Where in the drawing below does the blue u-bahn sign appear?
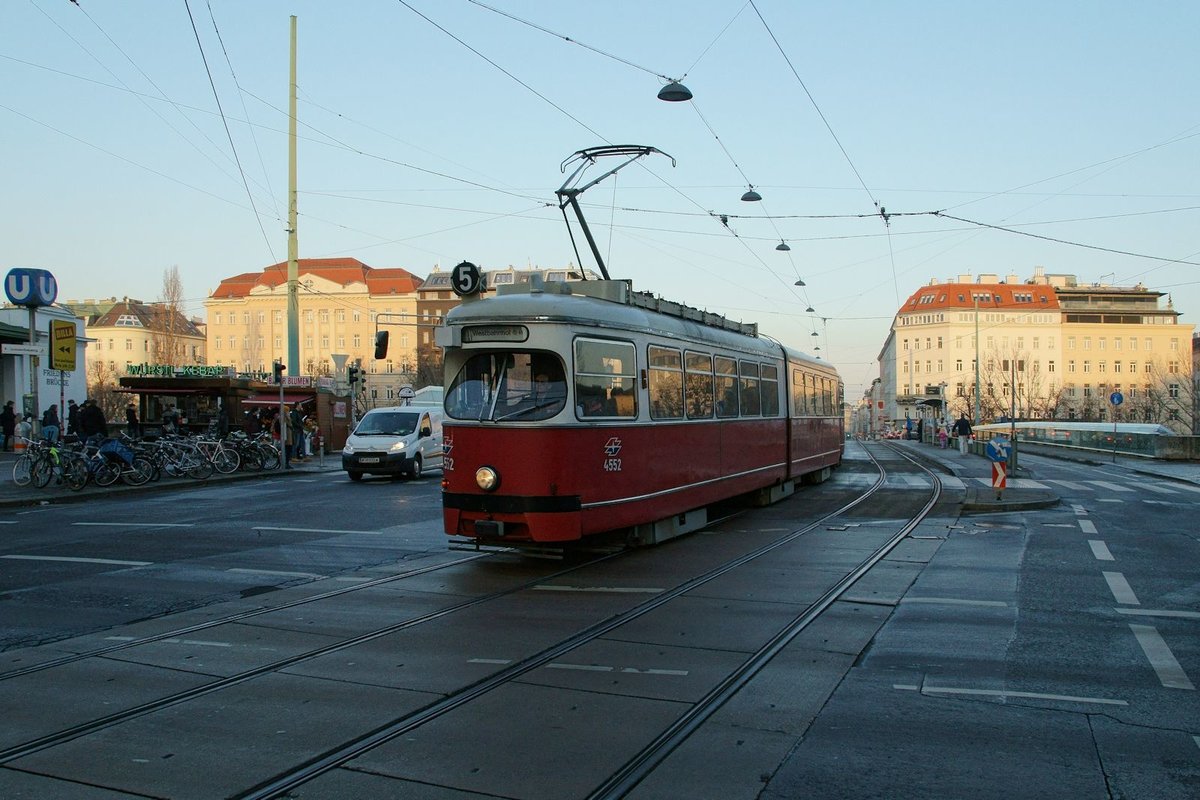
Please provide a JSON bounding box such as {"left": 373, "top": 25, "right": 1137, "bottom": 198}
{"left": 5, "top": 268, "right": 58, "bottom": 307}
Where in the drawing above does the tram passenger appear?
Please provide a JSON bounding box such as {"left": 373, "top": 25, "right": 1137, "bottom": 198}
{"left": 578, "top": 390, "right": 608, "bottom": 417}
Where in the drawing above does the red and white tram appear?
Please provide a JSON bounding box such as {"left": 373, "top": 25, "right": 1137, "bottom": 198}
{"left": 436, "top": 276, "right": 844, "bottom": 548}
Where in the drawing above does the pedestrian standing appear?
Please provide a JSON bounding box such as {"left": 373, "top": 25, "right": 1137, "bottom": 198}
{"left": 0, "top": 400, "right": 16, "bottom": 450}
{"left": 41, "top": 405, "right": 61, "bottom": 444}
{"left": 289, "top": 405, "right": 306, "bottom": 460}
{"left": 67, "top": 399, "right": 80, "bottom": 438}
{"left": 1, "top": 401, "right": 16, "bottom": 451}
{"left": 125, "top": 403, "right": 140, "bottom": 438}
{"left": 80, "top": 399, "right": 108, "bottom": 445}
{"left": 952, "top": 413, "right": 973, "bottom": 455}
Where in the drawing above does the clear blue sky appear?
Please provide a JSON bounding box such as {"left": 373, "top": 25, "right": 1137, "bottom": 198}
{"left": 4, "top": 1, "right": 1198, "bottom": 399}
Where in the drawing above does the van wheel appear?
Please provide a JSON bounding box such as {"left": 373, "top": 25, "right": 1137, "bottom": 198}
{"left": 347, "top": 471, "right": 363, "bottom": 482}
{"left": 408, "top": 455, "right": 422, "bottom": 480}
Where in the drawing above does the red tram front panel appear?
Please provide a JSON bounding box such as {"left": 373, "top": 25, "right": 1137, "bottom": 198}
{"left": 443, "top": 419, "right": 788, "bottom": 543}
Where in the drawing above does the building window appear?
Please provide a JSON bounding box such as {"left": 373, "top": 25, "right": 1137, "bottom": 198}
{"left": 352, "top": 334, "right": 361, "bottom": 348}
{"left": 274, "top": 311, "right": 282, "bottom": 324}
{"left": 336, "top": 310, "right": 345, "bottom": 323}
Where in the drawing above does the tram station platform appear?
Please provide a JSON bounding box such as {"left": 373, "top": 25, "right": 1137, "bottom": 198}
{"left": 885, "top": 436, "right": 1200, "bottom": 514}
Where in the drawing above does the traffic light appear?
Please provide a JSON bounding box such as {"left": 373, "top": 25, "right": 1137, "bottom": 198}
{"left": 347, "top": 365, "right": 358, "bottom": 384}
{"left": 374, "top": 330, "right": 389, "bottom": 359}
{"left": 273, "top": 362, "right": 284, "bottom": 382}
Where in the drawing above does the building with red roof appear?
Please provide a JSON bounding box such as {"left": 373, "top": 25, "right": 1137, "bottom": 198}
{"left": 204, "top": 258, "right": 423, "bottom": 390}
{"left": 862, "top": 267, "right": 1193, "bottom": 436}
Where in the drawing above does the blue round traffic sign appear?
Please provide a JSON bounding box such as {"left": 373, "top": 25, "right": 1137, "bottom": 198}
{"left": 5, "top": 268, "right": 58, "bottom": 307}
{"left": 1109, "top": 391, "right": 1124, "bottom": 406}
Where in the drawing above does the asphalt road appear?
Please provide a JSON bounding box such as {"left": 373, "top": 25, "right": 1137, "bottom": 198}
{"left": 1, "top": 445, "right": 1197, "bottom": 798}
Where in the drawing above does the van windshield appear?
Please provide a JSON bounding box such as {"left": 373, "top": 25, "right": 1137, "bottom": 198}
{"left": 445, "top": 351, "right": 567, "bottom": 422}
{"left": 354, "top": 411, "right": 418, "bottom": 436}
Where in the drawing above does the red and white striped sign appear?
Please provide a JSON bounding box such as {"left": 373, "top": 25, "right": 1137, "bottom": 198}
{"left": 991, "top": 462, "right": 1007, "bottom": 490}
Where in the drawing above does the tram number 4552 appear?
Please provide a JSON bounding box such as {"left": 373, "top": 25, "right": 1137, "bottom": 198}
{"left": 603, "top": 458, "right": 622, "bottom": 472}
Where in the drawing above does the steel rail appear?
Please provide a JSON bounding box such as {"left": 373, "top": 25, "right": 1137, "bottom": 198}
{"left": 589, "top": 442, "right": 942, "bottom": 798}
{"left": 233, "top": 460, "right": 892, "bottom": 800}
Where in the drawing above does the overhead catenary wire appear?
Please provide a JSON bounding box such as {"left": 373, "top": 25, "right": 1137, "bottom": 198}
{"left": 181, "top": 0, "right": 275, "bottom": 264}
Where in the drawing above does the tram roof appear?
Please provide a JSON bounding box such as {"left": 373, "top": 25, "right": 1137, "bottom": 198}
{"left": 444, "top": 279, "right": 832, "bottom": 373}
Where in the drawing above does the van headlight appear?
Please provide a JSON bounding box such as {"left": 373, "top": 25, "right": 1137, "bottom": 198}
{"left": 475, "top": 466, "right": 499, "bottom": 492}
{"left": 342, "top": 443, "right": 355, "bottom": 455}
{"left": 389, "top": 441, "right": 407, "bottom": 453}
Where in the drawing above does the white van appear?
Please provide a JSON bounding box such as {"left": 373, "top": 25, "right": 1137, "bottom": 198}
{"left": 341, "top": 406, "right": 443, "bottom": 481}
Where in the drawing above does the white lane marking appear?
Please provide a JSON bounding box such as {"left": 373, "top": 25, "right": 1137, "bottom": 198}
{"left": 1089, "top": 481, "right": 1133, "bottom": 493}
{"left": 1078, "top": 519, "right": 1098, "bottom": 534}
{"left": 1194, "top": 736, "right": 1200, "bottom": 752}
{"left": 73, "top": 522, "right": 194, "bottom": 528}
{"left": 546, "top": 662, "right": 689, "bottom": 676}
{"left": 226, "top": 568, "right": 324, "bottom": 579}
{"left": 1129, "top": 624, "right": 1195, "bottom": 690}
{"left": 1098, "top": 499, "right": 1123, "bottom": 503}
{"left": 1144, "top": 500, "right": 1174, "bottom": 506}
{"left": 0, "top": 521, "right": 17, "bottom": 525}
{"left": 893, "top": 684, "right": 1127, "bottom": 706}
{"left": 533, "top": 585, "right": 664, "bottom": 593}
{"left": 1053, "top": 482, "right": 1093, "bottom": 492}
{"left": 1103, "top": 572, "right": 1140, "bottom": 605}
{"left": 468, "top": 658, "right": 512, "bottom": 665}
{"left": 939, "top": 475, "right": 965, "bottom": 489}
{"left": 252, "top": 526, "right": 381, "bottom": 535}
{"left": 1088, "top": 540, "right": 1114, "bottom": 561}
{"left": 1116, "top": 608, "right": 1200, "bottom": 620}
{"left": 1070, "top": 503, "right": 1088, "bottom": 515}
{"left": 1127, "top": 482, "right": 1178, "bottom": 495}
{"left": 161, "top": 639, "right": 232, "bottom": 648}
{"left": 0, "top": 555, "right": 152, "bottom": 566}
{"left": 901, "top": 597, "right": 1007, "bottom": 607}
{"left": 1171, "top": 483, "right": 1200, "bottom": 494}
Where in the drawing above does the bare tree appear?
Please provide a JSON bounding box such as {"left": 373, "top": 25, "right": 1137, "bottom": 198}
{"left": 87, "top": 360, "right": 123, "bottom": 426}
{"left": 150, "top": 265, "right": 186, "bottom": 365}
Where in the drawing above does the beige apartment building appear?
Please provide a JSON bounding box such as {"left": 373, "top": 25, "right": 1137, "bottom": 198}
{"left": 66, "top": 297, "right": 207, "bottom": 380}
{"left": 868, "top": 268, "right": 1194, "bottom": 435}
{"left": 204, "top": 258, "right": 423, "bottom": 388}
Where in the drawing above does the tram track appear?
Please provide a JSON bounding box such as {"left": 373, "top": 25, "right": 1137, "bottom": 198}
{"left": 236, "top": 445, "right": 937, "bottom": 799}
{"left": 0, "top": 443, "right": 941, "bottom": 799}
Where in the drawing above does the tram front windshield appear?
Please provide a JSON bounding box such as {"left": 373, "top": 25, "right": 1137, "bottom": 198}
{"left": 446, "top": 351, "right": 567, "bottom": 422}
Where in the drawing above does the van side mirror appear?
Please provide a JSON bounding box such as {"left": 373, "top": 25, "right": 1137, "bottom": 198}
{"left": 420, "top": 426, "right": 432, "bottom": 438}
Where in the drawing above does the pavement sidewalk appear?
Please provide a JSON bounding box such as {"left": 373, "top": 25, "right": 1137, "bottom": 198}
{"left": 887, "top": 438, "right": 1061, "bottom": 513}
{"left": 0, "top": 449, "right": 343, "bottom": 510}
{"left": 887, "top": 436, "right": 1200, "bottom": 513}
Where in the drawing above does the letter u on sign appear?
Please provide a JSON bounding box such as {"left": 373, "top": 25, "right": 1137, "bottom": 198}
{"left": 5, "top": 268, "right": 58, "bottom": 307}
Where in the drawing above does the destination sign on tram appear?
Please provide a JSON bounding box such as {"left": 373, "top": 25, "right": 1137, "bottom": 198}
{"left": 463, "top": 325, "right": 529, "bottom": 343}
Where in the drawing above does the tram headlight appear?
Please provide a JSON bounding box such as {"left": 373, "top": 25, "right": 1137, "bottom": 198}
{"left": 475, "top": 466, "right": 500, "bottom": 492}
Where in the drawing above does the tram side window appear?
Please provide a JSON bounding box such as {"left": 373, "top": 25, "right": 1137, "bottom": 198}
{"left": 739, "top": 361, "right": 761, "bottom": 416}
{"left": 574, "top": 338, "right": 637, "bottom": 418}
{"left": 715, "top": 356, "right": 739, "bottom": 418}
{"left": 792, "top": 368, "right": 806, "bottom": 416}
{"left": 761, "top": 364, "right": 779, "bottom": 417}
{"left": 685, "top": 351, "right": 714, "bottom": 419}
{"left": 648, "top": 346, "right": 684, "bottom": 419}
{"left": 811, "top": 374, "right": 822, "bottom": 415}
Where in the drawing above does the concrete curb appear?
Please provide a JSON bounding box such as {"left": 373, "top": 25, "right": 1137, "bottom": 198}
{"left": 0, "top": 460, "right": 342, "bottom": 510}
